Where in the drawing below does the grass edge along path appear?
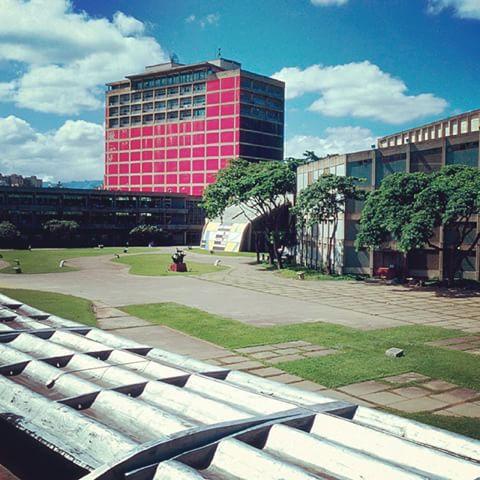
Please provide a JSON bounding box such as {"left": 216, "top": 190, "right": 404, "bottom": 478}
{"left": 114, "top": 253, "right": 227, "bottom": 276}
{"left": 190, "top": 247, "right": 256, "bottom": 258}
{"left": 121, "top": 302, "right": 480, "bottom": 391}
{"left": 122, "top": 301, "right": 480, "bottom": 439}
{"left": 0, "top": 287, "right": 97, "bottom": 326}
{"left": 0, "top": 247, "right": 155, "bottom": 274}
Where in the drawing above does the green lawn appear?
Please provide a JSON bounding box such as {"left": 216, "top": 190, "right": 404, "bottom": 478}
{"left": 114, "top": 253, "right": 228, "bottom": 276}
{"left": 191, "top": 247, "right": 256, "bottom": 258}
{"left": 0, "top": 247, "right": 154, "bottom": 274}
{"left": 122, "top": 301, "right": 480, "bottom": 439}
{"left": 0, "top": 287, "right": 96, "bottom": 326}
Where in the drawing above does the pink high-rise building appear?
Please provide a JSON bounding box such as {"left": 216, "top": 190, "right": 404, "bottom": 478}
{"left": 104, "top": 58, "right": 285, "bottom": 196}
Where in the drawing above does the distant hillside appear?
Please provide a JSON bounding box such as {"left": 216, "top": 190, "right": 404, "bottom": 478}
{"left": 45, "top": 180, "right": 103, "bottom": 190}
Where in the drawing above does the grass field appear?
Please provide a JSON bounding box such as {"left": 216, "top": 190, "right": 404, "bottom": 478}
{"left": 115, "top": 253, "right": 227, "bottom": 276}
{"left": 122, "top": 301, "right": 480, "bottom": 438}
{"left": 191, "top": 248, "right": 256, "bottom": 258}
{"left": 0, "top": 287, "right": 96, "bottom": 326}
{"left": 0, "top": 247, "right": 154, "bottom": 274}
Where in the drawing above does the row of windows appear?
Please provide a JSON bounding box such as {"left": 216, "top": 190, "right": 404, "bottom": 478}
{"left": 240, "top": 92, "right": 283, "bottom": 111}
{"left": 380, "top": 116, "right": 480, "bottom": 147}
{"left": 240, "top": 77, "right": 283, "bottom": 99}
{"left": 108, "top": 109, "right": 206, "bottom": 128}
{"left": 239, "top": 130, "right": 283, "bottom": 148}
{"left": 108, "top": 84, "right": 206, "bottom": 105}
{"left": 109, "top": 96, "right": 206, "bottom": 117}
{"left": 240, "top": 104, "right": 283, "bottom": 123}
{"left": 240, "top": 144, "right": 283, "bottom": 160}
{"left": 131, "top": 69, "right": 213, "bottom": 90}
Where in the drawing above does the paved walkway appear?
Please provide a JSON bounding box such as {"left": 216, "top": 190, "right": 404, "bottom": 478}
{"left": 0, "top": 251, "right": 405, "bottom": 329}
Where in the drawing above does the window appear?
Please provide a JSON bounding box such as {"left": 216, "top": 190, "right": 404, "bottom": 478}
{"left": 109, "top": 118, "right": 119, "bottom": 128}
{"left": 143, "top": 114, "right": 153, "bottom": 124}
{"left": 167, "top": 99, "right": 179, "bottom": 109}
{"left": 167, "top": 111, "right": 178, "bottom": 120}
{"left": 143, "top": 102, "right": 153, "bottom": 112}
{"left": 143, "top": 90, "right": 153, "bottom": 100}
{"left": 180, "top": 85, "right": 192, "bottom": 95}
{"left": 346, "top": 159, "right": 372, "bottom": 186}
{"left": 471, "top": 117, "right": 480, "bottom": 131}
{"left": 193, "top": 83, "right": 205, "bottom": 92}
{"left": 446, "top": 142, "right": 478, "bottom": 167}
{"left": 167, "top": 87, "right": 178, "bottom": 95}
{"left": 119, "top": 106, "right": 130, "bottom": 115}
{"left": 180, "top": 110, "right": 192, "bottom": 119}
{"left": 461, "top": 119, "right": 468, "bottom": 134}
{"left": 193, "top": 108, "right": 205, "bottom": 117}
{"left": 132, "top": 93, "right": 142, "bottom": 102}
{"left": 155, "top": 89, "right": 166, "bottom": 98}
{"left": 120, "top": 94, "right": 130, "bottom": 104}
{"left": 109, "top": 107, "right": 118, "bottom": 116}
{"left": 108, "top": 96, "right": 119, "bottom": 105}
{"left": 410, "top": 147, "right": 442, "bottom": 173}
{"left": 131, "top": 115, "right": 141, "bottom": 125}
{"left": 120, "top": 117, "right": 130, "bottom": 127}
{"left": 154, "top": 112, "right": 165, "bottom": 122}
{"left": 180, "top": 98, "right": 192, "bottom": 108}
{"left": 375, "top": 153, "right": 406, "bottom": 186}
{"left": 193, "top": 95, "right": 205, "bottom": 106}
{"left": 131, "top": 104, "right": 141, "bottom": 113}
{"left": 155, "top": 101, "right": 166, "bottom": 110}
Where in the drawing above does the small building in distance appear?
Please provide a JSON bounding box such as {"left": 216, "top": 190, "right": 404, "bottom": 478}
{"left": 104, "top": 57, "right": 285, "bottom": 196}
{"left": 0, "top": 186, "right": 204, "bottom": 247}
{"left": 297, "top": 109, "right": 480, "bottom": 280}
{"left": 0, "top": 173, "right": 42, "bottom": 188}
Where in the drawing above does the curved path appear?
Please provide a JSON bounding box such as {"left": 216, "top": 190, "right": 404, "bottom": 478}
{"left": 0, "top": 249, "right": 402, "bottom": 329}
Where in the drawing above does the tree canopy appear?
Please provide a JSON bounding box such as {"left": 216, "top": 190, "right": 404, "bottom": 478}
{"left": 201, "top": 158, "right": 297, "bottom": 267}
{"left": 129, "top": 225, "right": 164, "bottom": 245}
{"left": 294, "top": 174, "right": 364, "bottom": 274}
{"left": 43, "top": 219, "right": 79, "bottom": 235}
{"left": 0, "top": 221, "right": 20, "bottom": 247}
{"left": 356, "top": 165, "right": 480, "bottom": 284}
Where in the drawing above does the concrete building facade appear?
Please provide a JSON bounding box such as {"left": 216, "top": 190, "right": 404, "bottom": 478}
{"left": 297, "top": 110, "right": 480, "bottom": 280}
{"left": 104, "top": 58, "right": 284, "bottom": 196}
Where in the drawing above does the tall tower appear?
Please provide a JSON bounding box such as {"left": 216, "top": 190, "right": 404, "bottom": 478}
{"left": 104, "top": 58, "right": 284, "bottom": 196}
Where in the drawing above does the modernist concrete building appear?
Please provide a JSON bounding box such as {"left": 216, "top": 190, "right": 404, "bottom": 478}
{"left": 0, "top": 186, "right": 204, "bottom": 246}
{"left": 104, "top": 58, "right": 284, "bottom": 196}
{"left": 297, "top": 110, "right": 480, "bottom": 280}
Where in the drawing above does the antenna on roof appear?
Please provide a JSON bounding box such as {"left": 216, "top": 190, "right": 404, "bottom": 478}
{"left": 170, "top": 52, "right": 179, "bottom": 64}
{"left": 217, "top": 47, "right": 222, "bottom": 58}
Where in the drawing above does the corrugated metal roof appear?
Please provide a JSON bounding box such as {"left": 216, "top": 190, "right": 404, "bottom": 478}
{"left": 0, "top": 293, "right": 478, "bottom": 480}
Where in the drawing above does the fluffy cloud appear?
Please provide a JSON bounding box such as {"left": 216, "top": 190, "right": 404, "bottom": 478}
{"left": 0, "top": 115, "right": 104, "bottom": 181}
{"left": 185, "top": 12, "right": 220, "bottom": 28}
{"left": 274, "top": 61, "right": 447, "bottom": 124}
{"left": 428, "top": 0, "right": 480, "bottom": 19}
{"left": 310, "top": 0, "right": 348, "bottom": 6}
{"left": 0, "top": 0, "right": 168, "bottom": 114}
{"left": 285, "top": 126, "right": 376, "bottom": 158}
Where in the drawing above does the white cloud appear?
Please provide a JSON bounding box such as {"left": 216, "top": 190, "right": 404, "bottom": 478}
{"left": 0, "top": 0, "right": 168, "bottom": 114}
{"left": 285, "top": 126, "right": 376, "bottom": 158}
{"left": 185, "top": 12, "right": 220, "bottom": 28}
{"left": 428, "top": 0, "right": 480, "bottom": 19}
{"left": 274, "top": 61, "right": 447, "bottom": 124}
{"left": 0, "top": 115, "right": 104, "bottom": 181}
{"left": 311, "top": 0, "right": 348, "bottom": 6}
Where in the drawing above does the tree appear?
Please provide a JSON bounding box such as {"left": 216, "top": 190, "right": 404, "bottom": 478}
{"left": 294, "top": 174, "right": 364, "bottom": 275}
{"left": 201, "top": 158, "right": 297, "bottom": 268}
{"left": 0, "top": 221, "right": 20, "bottom": 248}
{"left": 356, "top": 165, "right": 480, "bottom": 285}
{"left": 42, "top": 219, "right": 79, "bottom": 246}
{"left": 129, "top": 225, "right": 163, "bottom": 245}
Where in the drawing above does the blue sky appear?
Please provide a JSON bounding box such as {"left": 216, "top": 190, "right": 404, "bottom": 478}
{"left": 0, "top": 0, "right": 479, "bottom": 180}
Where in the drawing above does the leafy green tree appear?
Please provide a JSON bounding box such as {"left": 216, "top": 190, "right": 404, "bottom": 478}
{"left": 42, "top": 219, "right": 79, "bottom": 246}
{"left": 129, "top": 225, "right": 163, "bottom": 245}
{"left": 294, "top": 174, "right": 364, "bottom": 275}
{"left": 201, "top": 158, "right": 296, "bottom": 268}
{"left": 356, "top": 165, "right": 480, "bottom": 285}
{"left": 0, "top": 221, "right": 20, "bottom": 248}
